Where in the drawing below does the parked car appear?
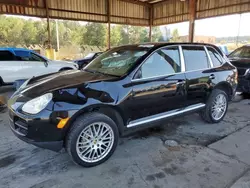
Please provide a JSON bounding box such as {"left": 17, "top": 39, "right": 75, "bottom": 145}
{"left": 228, "top": 45, "right": 250, "bottom": 94}
{"left": 74, "top": 52, "right": 102, "bottom": 69}
{"left": 0, "top": 48, "right": 78, "bottom": 86}
{"left": 8, "top": 43, "right": 237, "bottom": 167}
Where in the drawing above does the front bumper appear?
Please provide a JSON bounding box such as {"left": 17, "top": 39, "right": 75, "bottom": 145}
{"left": 7, "top": 92, "right": 76, "bottom": 152}
{"left": 9, "top": 108, "right": 65, "bottom": 152}
{"left": 10, "top": 121, "right": 63, "bottom": 152}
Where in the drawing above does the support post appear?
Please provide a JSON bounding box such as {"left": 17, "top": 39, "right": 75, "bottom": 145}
{"left": 149, "top": 6, "right": 153, "bottom": 42}
{"left": 188, "top": 0, "right": 196, "bottom": 43}
{"left": 107, "top": 0, "right": 111, "bottom": 49}
{"left": 45, "top": 0, "right": 51, "bottom": 47}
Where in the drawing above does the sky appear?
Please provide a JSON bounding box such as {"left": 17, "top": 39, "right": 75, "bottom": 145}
{"left": 163, "top": 13, "right": 250, "bottom": 37}
{"left": 6, "top": 13, "right": 250, "bottom": 38}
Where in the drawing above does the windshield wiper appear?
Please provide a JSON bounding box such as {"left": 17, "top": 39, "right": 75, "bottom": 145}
{"left": 84, "top": 69, "right": 120, "bottom": 77}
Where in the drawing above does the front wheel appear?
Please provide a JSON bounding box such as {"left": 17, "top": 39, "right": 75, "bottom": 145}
{"left": 66, "top": 112, "right": 119, "bottom": 167}
{"left": 200, "top": 89, "right": 228, "bottom": 123}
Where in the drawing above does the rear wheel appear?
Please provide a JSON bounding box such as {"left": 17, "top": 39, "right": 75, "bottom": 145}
{"left": 200, "top": 89, "right": 228, "bottom": 123}
{"left": 66, "top": 112, "right": 119, "bottom": 167}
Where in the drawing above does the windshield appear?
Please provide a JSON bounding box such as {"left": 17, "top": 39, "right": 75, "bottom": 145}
{"left": 229, "top": 47, "right": 250, "bottom": 59}
{"left": 84, "top": 46, "right": 149, "bottom": 76}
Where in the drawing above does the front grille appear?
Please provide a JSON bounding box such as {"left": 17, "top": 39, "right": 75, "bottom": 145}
{"left": 9, "top": 115, "right": 28, "bottom": 136}
{"left": 238, "top": 68, "right": 246, "bottom": 76}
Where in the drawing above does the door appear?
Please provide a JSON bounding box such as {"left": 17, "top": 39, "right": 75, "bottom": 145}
{"left": 182, "top": 45, "right": 214, "bottom": 105}
{"left": 125, "top": 46, "right": 186, "bottom": 121}
{"left": 0, "top": 50, "right": 23, "bottom": 83}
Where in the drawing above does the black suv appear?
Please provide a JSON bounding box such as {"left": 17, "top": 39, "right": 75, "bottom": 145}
{"left": 8, "top": 43, "right": 237, "bottom": 167}
{"left": 228, "top": 45, "right": 250, "bottom": 94}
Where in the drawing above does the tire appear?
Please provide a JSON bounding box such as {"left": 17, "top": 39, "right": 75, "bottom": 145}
{"left": 66, "top": 112, "right": 119, "bottom": 167}
{"left": 200, "top": 89, "right": 228, "bottom": 123}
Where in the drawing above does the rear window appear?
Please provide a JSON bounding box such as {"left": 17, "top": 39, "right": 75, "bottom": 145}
{"left": 207, "top": 47, "right": 223, "bottom": 67}
{"left": 182, "top": 46, "right": 210, "bottom": 71}
{"left": 0, "top": 51, "right": 15, "bottom": 61}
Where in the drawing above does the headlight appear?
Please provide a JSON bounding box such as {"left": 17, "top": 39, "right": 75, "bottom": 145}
{"left": 22, "top": 93, "right": 53, "bottom": 114}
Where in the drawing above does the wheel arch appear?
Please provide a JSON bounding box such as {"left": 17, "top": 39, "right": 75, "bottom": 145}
{"left": 214, "top": 81, "right": 233, "bottom": 100}
{"left": 65, "top": 104, "right": 126, "bottom": 137}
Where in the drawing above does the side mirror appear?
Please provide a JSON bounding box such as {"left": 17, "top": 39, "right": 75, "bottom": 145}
{"left": 44, "top": 60, "right": 49, "bottom": 67}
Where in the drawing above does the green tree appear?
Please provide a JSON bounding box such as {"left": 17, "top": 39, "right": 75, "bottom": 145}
{"left": 34, "top": 20, "right": 48, "bottom": 45}
{"left": 110, "top": 25, "right": 121, "bottom": 47}
{"left": 170, "top": 28, "right": 181, "bottom": 42}
{"left": 119, "top": 25, "right": 129, "bottom": 45}
{"left": 152, "top": 27, "right": 163, "bottom": 42}
{"left": 22, "top": 20, "right": 37, "bottom": 45}
{"left": 0, "top": 16, "right": 25, "bottom": 46}
{"left": 82, "top": 23, "right": 107, "bottom": 47}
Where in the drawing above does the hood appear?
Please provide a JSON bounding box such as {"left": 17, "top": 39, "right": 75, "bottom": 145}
{"left": 229, "top": 58, "right": 250, "bottom": 68}
{"left": 20, "top": 70, "right": 118, "bottom": 98}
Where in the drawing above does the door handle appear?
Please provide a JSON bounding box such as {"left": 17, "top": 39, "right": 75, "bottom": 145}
{"left": 209, "top": 74, "right": 215, "bottom": 79}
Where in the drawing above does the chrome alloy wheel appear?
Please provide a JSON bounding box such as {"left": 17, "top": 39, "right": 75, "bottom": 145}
{"left": 76, "top": 122, "right": 114, "bottom": 163}
{"left": 211, "top": 94, "right": 227, "bottom": 120}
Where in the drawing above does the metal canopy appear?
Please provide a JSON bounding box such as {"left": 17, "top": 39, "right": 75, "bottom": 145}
{"left": 0, "top": 0, "right": 249, "bottom": 45}
{"left": 1, "top": 0, "right": 249, "bottom": 26}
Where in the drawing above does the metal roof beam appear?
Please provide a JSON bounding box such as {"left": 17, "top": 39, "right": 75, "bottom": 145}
{"left": 119, "top": 0, "right": 151, "bottom": 7}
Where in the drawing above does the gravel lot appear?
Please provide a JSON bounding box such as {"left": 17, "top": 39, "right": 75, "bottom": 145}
{"left": 0, "top": 86, "right": 250, "bottom": 188}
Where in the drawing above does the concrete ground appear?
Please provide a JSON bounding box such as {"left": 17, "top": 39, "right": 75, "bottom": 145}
{"left": 0, "top": 86, "right": 250, "bottom": 188}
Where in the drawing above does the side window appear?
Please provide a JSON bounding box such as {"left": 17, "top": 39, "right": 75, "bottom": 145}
{"left": 136, "top": 47, "right": 181, "bottom": 79}
{"left": 182, "top": 46, "right": 210, "bottom": 71}
{"left": 29, "top": 53, "right": 45, "bottom": 62}
{"left": 229, "top": 47, "right": 243, "bottom": 58}
{"left": 15, "top": 50, "right": 30, "bottom": 61}
{"left": 207, "top": 47, "right": 223, "bottom": 67}
{"left": 0, "top": 51, "right": 15, "bottom": 61}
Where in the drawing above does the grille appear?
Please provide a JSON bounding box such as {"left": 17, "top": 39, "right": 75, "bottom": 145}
{"left": 9, "top": 116, "right": 28, "bottom": 136}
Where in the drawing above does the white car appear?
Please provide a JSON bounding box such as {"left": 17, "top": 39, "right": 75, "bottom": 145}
{"left": 0, "top": 48, "right": 78, "bottom": 86}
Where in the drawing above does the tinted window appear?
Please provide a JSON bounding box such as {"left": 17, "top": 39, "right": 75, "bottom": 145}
{"left": 15, "top": 50, "right": 30, "bottom": 61}
{"left": 182, "top": 46, "right": 210, "bottom": 71}
{"left": 14, "top": 51, "right": 45, "bottom": 62}
{"left": 229, "top": 47, "right": 250, "bottom": 59}
{"left": 138, "top": 47, "right": 181, "bottom": 79}
{"left": 207, "top": 47, "right": 223, "bottom": 67}
{"left": 29, "top": 53, "right": 45, "bottom": 62}
{"left": 0, "top": 51, "right": 15, "bottom": 61}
